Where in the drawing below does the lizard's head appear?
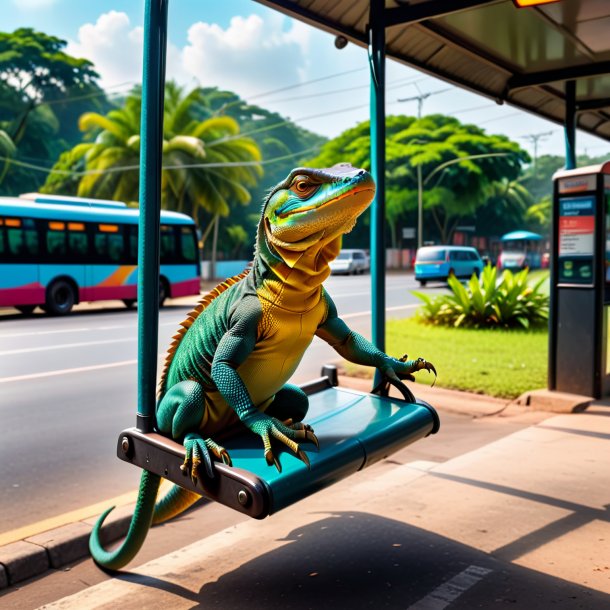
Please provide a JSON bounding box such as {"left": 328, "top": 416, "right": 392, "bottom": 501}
{"left": 258, "top": 163, "right": 375, "bottom": 268}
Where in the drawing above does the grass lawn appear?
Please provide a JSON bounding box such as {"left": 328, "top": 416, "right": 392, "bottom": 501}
{"left": 345, "top": 318, "right": 548, "bottom": 399}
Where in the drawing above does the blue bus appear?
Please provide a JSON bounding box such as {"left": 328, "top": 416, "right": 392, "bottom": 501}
{"left": 0, "top": 194, "right": 201, "bottom": 315}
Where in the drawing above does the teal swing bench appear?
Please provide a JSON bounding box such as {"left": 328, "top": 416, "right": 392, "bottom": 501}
{"left": 119, "top": 0, "right": 439, "bottom": 522}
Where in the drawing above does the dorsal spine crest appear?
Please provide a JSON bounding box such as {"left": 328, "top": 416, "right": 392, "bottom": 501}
{"left": 157, "top": 269, "right": 251, "bottom": 397}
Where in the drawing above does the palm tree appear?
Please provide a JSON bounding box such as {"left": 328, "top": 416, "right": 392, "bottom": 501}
{"left": 43, "top": 82, "right": 262, "bottom": 220}
{"left": 43, "top": 84, "right": 262, "bottom": 269}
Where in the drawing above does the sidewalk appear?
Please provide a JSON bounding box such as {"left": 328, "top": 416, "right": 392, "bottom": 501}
{"left": 10, "top": 387, "right": 609, "bottom": 608}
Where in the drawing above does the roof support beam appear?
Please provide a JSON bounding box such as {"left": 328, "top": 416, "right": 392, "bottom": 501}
{"left": 576, "top": 98, "right": 610, "bottom": 112}
{"left": 508, "top": 61, "right": 610, "bottom": 90}
{"left": 385, "top": 0, "right": 498, "bottom": 28}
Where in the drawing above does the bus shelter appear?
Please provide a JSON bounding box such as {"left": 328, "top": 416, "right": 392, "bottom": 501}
{"left": 255, "top": 0, "right": 610, "bottom": 401}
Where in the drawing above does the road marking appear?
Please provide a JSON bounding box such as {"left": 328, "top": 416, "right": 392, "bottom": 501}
{"left": 0, "top": 490, "right": 138, "bottom": 546}
{"left": 0, "top": 327, "right": 93, "bottom": 338}
{"left": 341, "top": 303, "right": 418, "bottom": 319}
{"left": 0, "top": 337, "right": 133, "bottom": 356}
{"left": 0, "top": 359, "right": 137, "bottom": 383}
{"left": 0, "top": 354, "right": 168, "bottom": 384}
{"left": 0, "top": 324, "right": 131, "bottom": 338}
{"left": 407, "top": 565, "right": 493, "bottom": 610}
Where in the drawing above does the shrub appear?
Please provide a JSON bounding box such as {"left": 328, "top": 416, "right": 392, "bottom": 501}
{"left": 413, "top": 265, "right": 549, "bottom": 329}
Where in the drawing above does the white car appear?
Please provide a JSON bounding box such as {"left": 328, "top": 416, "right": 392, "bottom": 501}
{"left": 329, "top": 249, "right": 370, "bottom": 275}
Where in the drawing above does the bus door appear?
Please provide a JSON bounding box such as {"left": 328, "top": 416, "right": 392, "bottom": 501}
{"left": 0, "top": 217, "right": 41, "bottom": 306}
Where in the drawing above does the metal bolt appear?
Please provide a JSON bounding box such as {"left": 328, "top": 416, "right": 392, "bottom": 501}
{"left": 121, "top": 436, "right": 130, "bottom": 454}
{"left": 237, "top": 489, "right": 250, "bottom": 506}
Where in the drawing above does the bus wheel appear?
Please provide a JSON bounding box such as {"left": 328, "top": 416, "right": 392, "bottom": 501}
{"left": 159, "top": 279, "right": 168, "bottom": 308}
{"left": 123, "top": 299, "right": 136, "bottom": 309}
{"left": 45, "top": 280, "right": 75, "bottom": 316}
{"left": 16, "top": 305, "right": 36, "bottom": 315}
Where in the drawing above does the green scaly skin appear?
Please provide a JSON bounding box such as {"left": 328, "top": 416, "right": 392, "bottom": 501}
{"left": 89, "top": 164, "right": 436, "bottom": 570}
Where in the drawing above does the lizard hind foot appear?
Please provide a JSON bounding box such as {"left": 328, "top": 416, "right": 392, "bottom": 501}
{"left": 181, "top": 433, "right": 232, "bottom": 484}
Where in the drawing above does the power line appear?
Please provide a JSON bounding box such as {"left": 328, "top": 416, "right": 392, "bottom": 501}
{"left": 0, "top": 144, "right": 321, "bottom": 178}
{"left": 520, "top": 130, "right": 554, "bottom": 173}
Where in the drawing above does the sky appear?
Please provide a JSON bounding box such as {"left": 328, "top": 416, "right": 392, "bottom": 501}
{"left": 6, "top": 0, "right": 610, "bottom": 162}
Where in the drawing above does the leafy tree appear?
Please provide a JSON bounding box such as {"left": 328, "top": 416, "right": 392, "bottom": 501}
{"left": 191, "top": 88, "right": 327, "bottom": 257}
{"left": 42, "top": 83, "right": 263, "bottom": 267}
{"left": 0, "top": 28, "right": 108, "bottom": 194}
{"left": 0, "top": 28, "right": 101, "bottom": 144}
{"left": 306, "top": 114, "right": 529, "bottom": 245}
{"left": 525, "top": 195, "right": 552, "bottom": 234}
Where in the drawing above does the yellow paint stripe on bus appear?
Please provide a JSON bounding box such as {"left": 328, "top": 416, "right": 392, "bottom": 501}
{"left": 98, "top": 265, "right": 137, "bottom": 287}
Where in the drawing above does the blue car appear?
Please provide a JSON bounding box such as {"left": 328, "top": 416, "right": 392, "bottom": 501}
{"left": 414, "top": 246, "right": 484, "bottom": 286}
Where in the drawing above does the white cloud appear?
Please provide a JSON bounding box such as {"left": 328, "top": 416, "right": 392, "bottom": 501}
{"left": 66, "top": 11, "right": 186, "bottom": 92}
{"left": 180, "top": 14, "right": 310, "bottom": 99}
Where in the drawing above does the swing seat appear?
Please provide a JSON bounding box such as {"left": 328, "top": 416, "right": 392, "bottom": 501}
{"left": 116, "top": 368, "right": 439, "bottom": 519}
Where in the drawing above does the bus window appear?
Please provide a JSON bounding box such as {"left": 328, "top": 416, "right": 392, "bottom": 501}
{"left": 0, "top": 219, "right": 4, "bottom": 255}
{"left": 67, "top": 222, "right": 88, "bottom": 256}
{"left": 23, "top": 219, "right": 39, "bottom": 256}
{"left": 47, "top": 220, "right": 67, "bottom": 257}
{"left": 160, "top": 225, "right": 177, "bottom": 263}
{"left": 94, "top": 223, "right": 125, "bottom": 263}
{"left": 180, "top": 226, "right": 197, "bottom": 262}
{"left": 128, "top": 225, "right": 138, "bottom": 264}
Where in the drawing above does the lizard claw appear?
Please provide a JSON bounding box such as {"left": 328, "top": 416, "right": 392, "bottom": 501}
{"left": 182, "top": 433, "right": 231, "bottom": 483}
{"left": 247, "top": 413, "right": 317, "bottom": 471}
{"left": 265, "top": 450, "right": 282, "bottom": 473}
{"left": 297, "top": 449, "right": 310, "bottom": 468}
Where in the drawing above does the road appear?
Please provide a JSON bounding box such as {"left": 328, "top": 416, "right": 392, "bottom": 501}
{"left": 0, "top": 272, "right": 448, "bottom": 536}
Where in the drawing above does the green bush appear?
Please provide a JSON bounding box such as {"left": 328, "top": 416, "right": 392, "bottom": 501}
{"left": 413, "top": 265, "right": 549, "bottom": 329}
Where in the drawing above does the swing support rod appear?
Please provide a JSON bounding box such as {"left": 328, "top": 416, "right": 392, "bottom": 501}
{"left": 136, "top": 0, "right": 169, "bottom": 433}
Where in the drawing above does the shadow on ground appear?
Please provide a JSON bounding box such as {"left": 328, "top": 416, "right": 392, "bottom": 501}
{"left": 117, "top": 511, "right": 608, "bottom": 609}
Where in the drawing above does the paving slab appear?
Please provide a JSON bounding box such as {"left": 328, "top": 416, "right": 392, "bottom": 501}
{"left": 41, "top": 410, "right": 610, "bottom": 609}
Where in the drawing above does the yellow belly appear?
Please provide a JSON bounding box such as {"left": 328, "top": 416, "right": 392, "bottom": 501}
{"left": 200, "top": 297, "right": 327, "bottom": 436}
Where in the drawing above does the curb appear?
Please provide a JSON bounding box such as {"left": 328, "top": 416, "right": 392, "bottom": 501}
{"left": 0, "top": 504, "right": 133, "bottom": 589}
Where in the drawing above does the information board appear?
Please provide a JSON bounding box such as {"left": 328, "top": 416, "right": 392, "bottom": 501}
{"left": 558, "top": 196, "right": 595, "bottom": 284}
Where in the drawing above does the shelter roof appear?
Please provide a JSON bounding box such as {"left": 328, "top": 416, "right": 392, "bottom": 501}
{"left": 256, "top": 0, "right": 610, "bottom": 142}
{"left": 501, "top": 230, "right": 542, "bottom": 241}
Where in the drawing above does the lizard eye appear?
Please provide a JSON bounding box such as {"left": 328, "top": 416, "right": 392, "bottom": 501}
{"left": 290, "top": 176, "right": 318, "bottom": 198}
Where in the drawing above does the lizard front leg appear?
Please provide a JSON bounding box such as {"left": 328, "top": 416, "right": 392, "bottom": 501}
{"left": 316, "top": 290, "right": 437, "bottom": 384}
{"left": 211, "top": 299, "right": 318, "bottom": 471}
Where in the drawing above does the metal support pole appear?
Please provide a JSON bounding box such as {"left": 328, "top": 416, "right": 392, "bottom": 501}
{"left": 368, "top": 0, "right": 386, "bottom": 375}
{"left": 565, "top": 80, "right": 576, "bottom": 170}
{"left": 417, "top": 164, "right": 423, "bottom": 249}
{"left": 136, "top": 0, "right": 168, "bottom": 432}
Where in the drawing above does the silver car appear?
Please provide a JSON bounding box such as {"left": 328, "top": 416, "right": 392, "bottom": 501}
{"left": 329, "top": 249, "right": 370, "bottom": 275}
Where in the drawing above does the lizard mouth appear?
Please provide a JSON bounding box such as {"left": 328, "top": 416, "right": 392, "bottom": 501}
{"left": 275, "top": 183, "right": 375, "bottom": 220}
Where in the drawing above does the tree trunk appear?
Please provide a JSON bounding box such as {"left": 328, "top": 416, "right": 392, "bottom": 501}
{"left": 210, "top": 215, "right": 220, "bottom": 281}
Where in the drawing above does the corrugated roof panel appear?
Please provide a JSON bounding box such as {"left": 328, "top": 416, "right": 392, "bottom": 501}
{"left": 256, "top": 0, "right": 610, "bottom": 143}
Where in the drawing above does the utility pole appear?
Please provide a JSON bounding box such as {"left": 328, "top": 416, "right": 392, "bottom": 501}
{"left": 398, "top": 84, "right": 451, "bottom": 248}
{"left": 398, "top": 83, "right": 451, "bottom": 118}
{"left": 520, "top": 130, "right": 553, "bottom": 175}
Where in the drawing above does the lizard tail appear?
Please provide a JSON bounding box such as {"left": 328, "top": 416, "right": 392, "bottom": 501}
{"left": 89, "top": 469, "right": 161, "bottom": 571}
{"left": 152, "top": 484, "right": 202, "bottom": 525}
